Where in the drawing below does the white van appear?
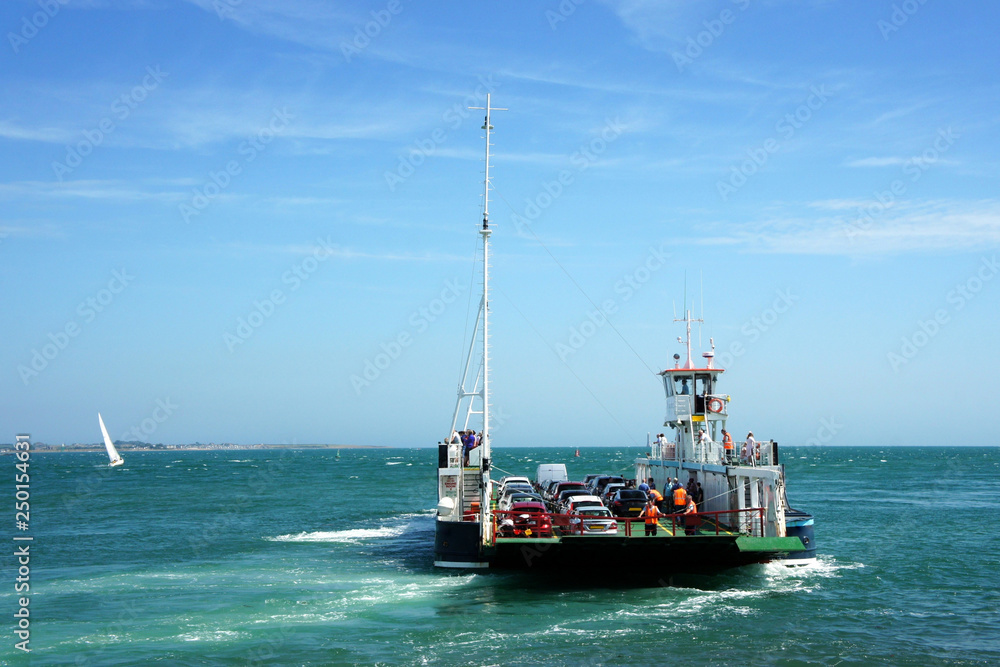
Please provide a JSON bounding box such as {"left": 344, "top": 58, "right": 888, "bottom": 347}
{"left": 535, "top": 464, "right": 568, "bottom": 489}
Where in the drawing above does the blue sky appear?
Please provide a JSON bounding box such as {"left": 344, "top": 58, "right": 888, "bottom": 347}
{"left": 2, "top": 0, "right": 998, "bottom": 447}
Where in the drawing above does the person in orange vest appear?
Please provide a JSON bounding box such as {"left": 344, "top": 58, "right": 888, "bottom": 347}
{"left": 722, "top": 429, "right": 734, "bottom": 464}
{"left": 639, "top": 498, "right": 662, "bottom": 536}
{"left": 672, "top": 485, "right": 688, "bottom": 515}
{"left": 683, "top": 496, "right": 699, "bottom": 535}
{"left": 648, "top": 487, "right": 664, "bottom": 511}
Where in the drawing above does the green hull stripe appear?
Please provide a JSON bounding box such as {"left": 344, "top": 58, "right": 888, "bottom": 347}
{"left": 736, "top": 536, "right": 806, "bottom": 552}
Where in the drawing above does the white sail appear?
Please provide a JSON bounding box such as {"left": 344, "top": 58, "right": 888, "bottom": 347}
{"left": 98, "top": 412, "right": 124, "bottom": 466}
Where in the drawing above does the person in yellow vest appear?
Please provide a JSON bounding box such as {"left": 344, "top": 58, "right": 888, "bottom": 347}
{"left": 672, "top": 485, "right": 688, "bottom": 515}
{"left": 683, "top": 497, "right": 699, "bottom": 535}
{"left": 722, "top": 429, "right": 734, "bottom": 464}
{"left": 639, "top": 498, "right": 662, "bottom": 536}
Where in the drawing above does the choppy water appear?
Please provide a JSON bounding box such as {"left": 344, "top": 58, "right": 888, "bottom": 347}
{"left": 8, "top": 446, "right": 999, "bottom": 665}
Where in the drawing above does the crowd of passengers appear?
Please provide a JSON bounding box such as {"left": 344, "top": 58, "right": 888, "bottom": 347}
{"left": 494, "top": 473, "right": 709, "bottom": 537}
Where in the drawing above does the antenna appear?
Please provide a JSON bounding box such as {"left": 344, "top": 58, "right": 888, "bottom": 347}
{"left": 699, "top": 270, "right": 704, "bottom": 349}
{"left": 468, "top": 94, "right": 507, "bottom": 230}
{"left": 674, "top": 272, "right": 703, "bottom": 369}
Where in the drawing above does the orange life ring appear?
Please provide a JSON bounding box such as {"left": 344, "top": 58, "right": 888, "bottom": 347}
{"left": 707, "top": 397, "right": 724, "bottom": 413}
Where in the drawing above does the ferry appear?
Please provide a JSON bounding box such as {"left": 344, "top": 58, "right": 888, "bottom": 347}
{"left": 433, "top": 98, "right": 815, "bottom": 572}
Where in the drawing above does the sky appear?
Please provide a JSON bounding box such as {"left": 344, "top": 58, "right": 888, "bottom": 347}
{"left": 2, "top": 0, "right": 998, "bottom": 448}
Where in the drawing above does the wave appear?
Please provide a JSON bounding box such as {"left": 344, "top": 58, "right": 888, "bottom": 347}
{"left": 267, "top": 526, "right": 405, "bottom": 543}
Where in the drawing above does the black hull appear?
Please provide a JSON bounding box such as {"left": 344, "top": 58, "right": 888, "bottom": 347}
{"left": 434, "top": 520, "right": 484, "bottom": 567}
{"left": 488, "top": 534, "right": 796, "bottom": 573}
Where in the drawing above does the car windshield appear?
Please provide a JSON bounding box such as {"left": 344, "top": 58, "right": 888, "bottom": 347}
{"left": 619, "top": 490, "right": 646, "bottom": 500}
{"left": 510, "top": 503, "right": 545, "bottom": 513}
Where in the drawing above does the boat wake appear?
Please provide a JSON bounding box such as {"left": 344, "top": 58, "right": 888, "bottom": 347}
{"left": 268, "top": 526, "right": 405, "bottom": 543}
{"left": 762, "top": 554, "right": 861, "bottom": 580}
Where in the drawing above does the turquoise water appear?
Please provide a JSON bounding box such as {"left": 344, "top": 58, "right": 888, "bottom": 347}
{"left": 7, "top": 446, "right": 999, "bottom": 665}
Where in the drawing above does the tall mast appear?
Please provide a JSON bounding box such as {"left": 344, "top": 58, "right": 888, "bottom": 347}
{"left": 470, "top": 94, "right": 505, "bottom": 468}
{"left": 469, "top": 95, "right": 505, "bottom": 542}
{"left": 480, "top": 96, "right": 492, "bottom": 454}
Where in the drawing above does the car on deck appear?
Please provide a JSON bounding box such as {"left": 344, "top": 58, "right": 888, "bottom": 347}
{"left": 608, "top": 489, "right": 649, "bottom": 517}
{"left": 497, "top": 476, "right": 532, "bottom": 494}
{"left": 499, "top": 491, "right": 544, "bottom": 511}
{"left": 497, "top": 501, "right": 552, "bottom": 538}
{"left": 601, "top": 482, "right": 627, "bottom": 504}
{"left": 590, "top": 475, "right": 625, "bottom": 498}
{"left": 566, "top": 495, "right": 605, "bottom": 514}
{"left": 565, "top": 507, "right": 618, "bottom": 535}
{"left": 546, "top": 481, "right": 589, "bottom": 502}
{"left": 552, "top": 489, "right": 592, "bottom": 513}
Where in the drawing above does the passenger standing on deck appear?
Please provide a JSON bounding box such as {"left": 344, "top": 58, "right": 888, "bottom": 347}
{"left": 695, "top": 482, "right": 704, "bottom": 506}
{"left": 686, "top": 477, "right": 697, "bottom": 498}
{"left": 683, "top": 496, "right": 699, "bottom": 535}
{"left": 743, "top": 432, "right": 756, "bottom": 466}
{"left": 722, "top": 429, "right": 734, "bottom": 464}
{"left": 672, "top": 484, "right": 688, "bottom": 516}
{"left": 462, "top": 431, "right": 475, "bottom": 465}
{"left": 638, "top": 480, "right": 650, "bottom": 493}
{"left": 648, "top": 477, "right": 656, "bottom": 491}
{"left": 639, "top": 499, "right": 662, "bottom": 536}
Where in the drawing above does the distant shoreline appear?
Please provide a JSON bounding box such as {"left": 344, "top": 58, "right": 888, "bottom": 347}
{"left": 0, "top": 444, "right": 385, "bottom": 453}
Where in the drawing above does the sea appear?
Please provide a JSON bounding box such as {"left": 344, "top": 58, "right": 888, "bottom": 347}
{"left": 6, "top": 445, "right": 999, "bottom": 666}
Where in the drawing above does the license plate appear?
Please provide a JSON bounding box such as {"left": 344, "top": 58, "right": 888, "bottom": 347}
{"left": 588, "top": 524, "right": 602, "bottom": 530}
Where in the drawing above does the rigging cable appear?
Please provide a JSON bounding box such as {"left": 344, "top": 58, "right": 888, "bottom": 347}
{"left": 492, "top": 186, "right": 660, "bottom": 377}
{"left": 497, "top": 286, "right": 642, "bottom": 447}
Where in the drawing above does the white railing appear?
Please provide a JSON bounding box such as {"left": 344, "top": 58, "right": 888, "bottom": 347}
{"left": 649, "top": 442, "right": 677, "bottom": 460}
{"left": 693, "top": 440, "right": 723, "bottom": 463}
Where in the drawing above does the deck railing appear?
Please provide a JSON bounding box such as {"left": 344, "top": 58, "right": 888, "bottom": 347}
{"left": 491, "top": 507, "right": 767, "bottom": 543}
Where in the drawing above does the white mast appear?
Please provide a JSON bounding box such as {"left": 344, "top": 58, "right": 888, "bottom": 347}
{"left": 468, "top": 94, "right": 505, "bottom": 542}
{"left": 675, "top": 310, "right": 703, "bottom": 370}
{"left": 480, "top": 96, "right": 492, "bottom": 460}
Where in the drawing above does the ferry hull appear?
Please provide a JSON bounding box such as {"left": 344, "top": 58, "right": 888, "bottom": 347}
{"left": 780, "top": 512, "right": 816, "bottom": 565}
{"left": 434, "top": 520, "right": 487, "bottom": 568}
{"left": 488, "top": 534, "right": 805, "bottom": 572}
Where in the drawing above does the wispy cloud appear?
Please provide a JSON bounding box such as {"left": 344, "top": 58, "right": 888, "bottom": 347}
{"left": 0, "top": 120, "right": 76, "bottom": 144}
{"left": 0, "top": 179, "right": 186, "bottom": 202}
{"left": 845, "top": 157, "right": 908, "bottom": 167}
{"left": 226, "top": 240, "right": 466, "bottom": 263}
{"left": 698, "top": 199, "right": 1000, "bottom": 255}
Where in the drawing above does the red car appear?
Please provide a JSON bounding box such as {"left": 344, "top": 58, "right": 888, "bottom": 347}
{"left": 497, "top": 501, "right": 553, "bottom": 538}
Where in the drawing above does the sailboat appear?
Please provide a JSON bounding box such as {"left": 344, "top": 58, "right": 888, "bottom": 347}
{"left": 98, "top": 413, "right": 124, "bottom": 467}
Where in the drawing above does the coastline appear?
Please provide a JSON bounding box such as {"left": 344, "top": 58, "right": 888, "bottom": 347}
{"left": 0, "top": 443, "right": 385, "bottom": 453}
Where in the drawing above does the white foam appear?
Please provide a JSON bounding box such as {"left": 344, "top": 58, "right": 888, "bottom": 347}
{"left": 177, "top": 630, "right": 243, "bottom": 642}
{"left": 386, "top": 461, "right": 404, "bottom": 465}
{"left": 267, "top": 526, "right": 405, "bottom": 543}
